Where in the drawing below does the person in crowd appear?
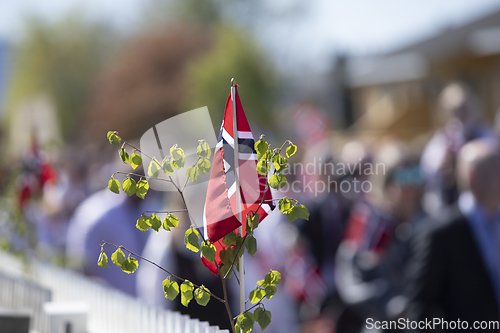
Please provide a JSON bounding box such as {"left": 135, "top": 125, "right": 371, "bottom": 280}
{"left": 407, "top": 138, "right": 500, "bottom": 331}
{"left": 66, "top": 168, "right": 158, "bottom": 297}
{"left": 335, "top": 141, "right": 425, "bottom": 333}
{"left": 420, "top": 82, "right": 494, "bottom": 215}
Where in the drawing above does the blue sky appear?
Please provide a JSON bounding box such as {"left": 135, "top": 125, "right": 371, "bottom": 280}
{"left": 1, "top": 0, "right": 500, "bottom": 71}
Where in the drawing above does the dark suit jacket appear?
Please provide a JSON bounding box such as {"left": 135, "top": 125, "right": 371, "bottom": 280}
{"left": 407, "top": 205, "right": 499, "bottom": 331}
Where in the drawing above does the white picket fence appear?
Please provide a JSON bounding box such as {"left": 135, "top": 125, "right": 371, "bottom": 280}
{"left": 0, "top": 251, "right": 230, "bottom": 333}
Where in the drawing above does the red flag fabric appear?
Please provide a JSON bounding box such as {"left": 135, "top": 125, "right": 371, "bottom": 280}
{"left": 202, "top": 87, "right": 274, "bottom": 275}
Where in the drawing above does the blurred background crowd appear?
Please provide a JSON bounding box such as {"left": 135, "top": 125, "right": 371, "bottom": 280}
{"left": 2, "top": 0, "right": 500, "bottom": 332}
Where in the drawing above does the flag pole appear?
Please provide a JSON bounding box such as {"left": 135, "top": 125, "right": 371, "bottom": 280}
{"left": 231, "top": 78, "right": 245, "bottom": 314}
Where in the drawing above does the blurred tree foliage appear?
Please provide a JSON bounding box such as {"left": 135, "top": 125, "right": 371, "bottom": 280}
{"left": 3, "top": 14, "right": 112, "bottom": 143}
{"left": 82, "top": 27, "right": 212, "bottom": 142}
{"left": 183, "top": 25, "right": 277, "bottom": 132}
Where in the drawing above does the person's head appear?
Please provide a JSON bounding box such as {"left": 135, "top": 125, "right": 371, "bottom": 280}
{"left": 438, "top": 82, "right": 478, "bottom": 125}
{"left": 457, "top": 139, "right": 500, "bottom": 213}
{"left": 371, "top": 141, "right": 424, "bottom": 222}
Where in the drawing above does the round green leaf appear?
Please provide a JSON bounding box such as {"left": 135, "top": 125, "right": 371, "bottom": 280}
{"left": 286, "top": 144, "right": 297, "bottom": 158}
{"left": 149, "top": 214, "right": 162, "bottom": 232}
{"left": 122, "top": 177, "right": 137, "bottom": 196}
{"left": 180, "top": 281, "right": 194, "bottom": 307}
{"left": 197, "top": 158, "right": 211, "bottom": 175}
{"left": 184, "top": 228, "right": 200, "bottom": 252}
{"left": 255, "top": 139, "right": 269, "bottom": 161}
{"left": 249, "top": 288, "right": 266, "bottom": 304}
{"left": 268, "top": 174, "right": 287, "bottom": 190}
{"left": 170, "top": 146, "right": 185, "bottom": 168}
{"left": 245, "top": 236, "right": 257, "bottom": 257}
{"left": 264, "top": 285, "right": 277, "bottom": 299}
{"left": 111, "top": 248, "right": 126, "bottom": 267}
{"left": 121, "top": 257, "right": 139, "bottom": 274}
{"left": 130, "top": 153, "right": 142, "bottom": 169}
{"left": 256, "top": 160, "right": 269, "bottom": 176}
{"left": 148, "top": 159, "right": 161, "bottom": 178}
{"left": 97, "top": 251, "right": 109, "bottom": 268}
{"left": 108, "top": 178, "right": 120, "bottom": 194}
{"left": 163, "top": 214, "right": 179, "bottom": 231}
{"left": 237, "top": 313, "right": 254, "bottom": 333}
{"left": 254, "top": 307, "right": 272, "bottom": 331}
{"left": 186, "top": 165, "right": 200, "bottom": 182}
{"left": 278, "top": 198, "right": 293, "bottom": 214}
{"left": 201, "top": 241, "right": 216, "bottom": 263}
{"left": 194, "top": 286, "right": 211, "bottom": 306}
{"left": 107, "top": 131, "right": 121, "bottom": 146}
{"left": 296, "top": 204, "right": 310, "bottom": 220}
{"left": 162, "top": 159, "right": 175, "bottom": 176}
{"left": 162, "top": 278, "right": 179, "bottom": 301}
{"left": 136, "top": 215, "right": 150, "bottom": 232}
{"left": 119, "top": 148, "right": 130, "bottom": 163}
{"left": 136, "top": 180, "right": 149, "bottom": 199}
{"left": 197, "top": 141, "right": 211, "bottom": 159}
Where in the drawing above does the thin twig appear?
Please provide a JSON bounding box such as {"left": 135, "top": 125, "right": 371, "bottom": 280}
{"left": 101, "top": 242, "right": 224, "bottom": 303}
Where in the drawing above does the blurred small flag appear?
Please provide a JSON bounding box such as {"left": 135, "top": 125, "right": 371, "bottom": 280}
{"left": 202, "top": 86, "right": 274, "bottom": 275}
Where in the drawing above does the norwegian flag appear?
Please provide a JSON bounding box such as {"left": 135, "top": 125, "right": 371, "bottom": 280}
{"left": 202, "top": 86, "right": 274, "bottom": 275}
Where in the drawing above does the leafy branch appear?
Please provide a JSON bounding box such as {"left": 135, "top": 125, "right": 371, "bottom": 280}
{"left": 102, "top": 131, "right": 309, "bottom": 333}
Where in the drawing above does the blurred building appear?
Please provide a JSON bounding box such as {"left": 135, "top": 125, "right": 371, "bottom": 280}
{"left": 346, "top": 7, "right": 500, "bottom": 141}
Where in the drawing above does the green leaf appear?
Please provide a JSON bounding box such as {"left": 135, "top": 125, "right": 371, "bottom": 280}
{"left": 119, "top": 148, "right": 130, "bottom": 163}
{"left": 237, "top": 313, "right": 254, "bottom": 333}
{"left": 268, "top": 174, "right": 287, "bottom": 190}
{"left": 186, "top": 165, "right": 200, "bottom": 182}
{"left": 255, "top": 139, "right": 269, "bottom": 161}
{"left": 122, "top": 177, "right": 137, "bottom": 196}
{"left": 170, "top": 146, "right": 185, "bottom": 168}
{"left": 296, "top": 204, "right": 310, "bottom": 220}
{"left": 163, "top": 214, "right": 179, "bottom": 231}
{"left": 256, "top": 160, "right": 269, "bottom": 176}
{"left": 264, "top": 285, "right": 277, "bottom": 299}
{"left": 148, "top": 159, "right": 161, "bottom": 178}
{"left": 278, "top": 198, "right": 293, "bottom": 214}
{"left": 254, "top": 308, "right": 272, "bottom": 331}
{"left": 249, "top": 288, "right": 266, "bottom": 304}
{"left": 107, "top": 131, "right": 121, "bottom": 146}
{"left": 194, "top": 286, "right": 211, "bottom": 306}
{"left": 108, "top": 178, "right": 120, "bottom": 194}
{"left": 180, "top": 281, "right": 194, "bottom": 307}
{"left": 162, "top": 278, "right": 179, "bottom": 301}
{"left": 197, "top": 141, "right": 211, "bottom": 159}
{"left": 284, "top": 206, "right": 299, "bottom": 222}
{"left": 197, "top": 158, "right": 211, "bottom": 175}
{"left": 149, "top": 214, "right": 162, "bottom": 232}
{"left": 136, "top": 180, "right": 149, "bottom": 199}
{"left": 121, "top": 257, "right": 139, "bottom": 274}
{"left": 201, "top": 241, "right": 216, "bottom": 262}
{"left": 219, "top": 249, "right": 229, "bottom": 264}
{"left": 272, "top": 156, "right": 288, "bottom": 172}
{"left": 136, "top": 215, "right": 150, "bottom": 232}
{"left": 130, "top": 153, "right": 142, "bottom": 169}
{"left": 111, "top": 248, "right": 126, "bottom": 267}
{"left": 246, "top": 213, "right": 260, "bottom": 234}
{"left": 184, "top": 228, "right": 200, "bottom": 252}
{"left": 97, "top": 250, "right": 109, "bottom": 268}
{"left": 267, "top": 270, "right": 282, "bottom": 285}
{"left": 162, "top": 159, "right": 175, "bottom": 176}
{"left": 245, "top": 236, "right": 257, "bottom": 257}
{"left": 286, "top": 144, "right": 297, "bottom": 158}
{"left": 222, "top": 232, "right": 238, "bottom": 247}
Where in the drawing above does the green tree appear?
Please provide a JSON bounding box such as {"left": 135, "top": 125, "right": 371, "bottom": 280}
{"left": 183, "top": 25, "right": 278, "bottom": 132}
{"left": 3, "top": 14, "right": 113, "bottom": 144}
